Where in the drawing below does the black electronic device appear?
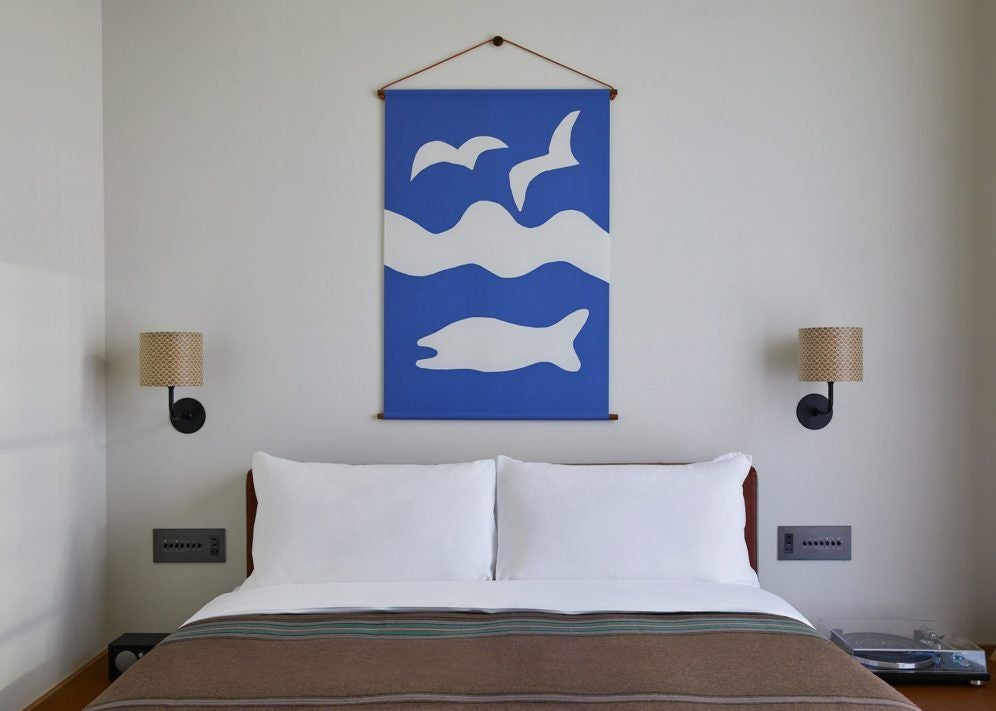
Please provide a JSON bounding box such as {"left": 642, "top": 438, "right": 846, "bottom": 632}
{"left": 108, "top": 633, "right": 169, "bottom": 680}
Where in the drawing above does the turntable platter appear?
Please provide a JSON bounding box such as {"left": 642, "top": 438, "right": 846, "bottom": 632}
{"left": 839, "top": 633, "right": 937, "bottom": 670}
{"left": 854, "top": 650, "right": 936, "bottom": 670}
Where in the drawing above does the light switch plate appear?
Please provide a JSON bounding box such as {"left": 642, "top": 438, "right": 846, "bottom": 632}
{"left": 153, "top": 528, "right": 225, "bottom": 563}
{"left": 778, "top": 525, "right": 851, "bottom": 560}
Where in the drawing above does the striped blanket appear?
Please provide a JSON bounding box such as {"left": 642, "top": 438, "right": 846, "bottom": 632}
{"left": 86, "top": 611, "right": 917, "bottom": 710}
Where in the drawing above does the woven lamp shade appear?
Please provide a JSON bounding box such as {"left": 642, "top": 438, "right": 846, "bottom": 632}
{"left": 798, "top": 327, "right": 863, "bottom": 382}
{"left": 139, "top": 332, "right": 203, "bottom": 387}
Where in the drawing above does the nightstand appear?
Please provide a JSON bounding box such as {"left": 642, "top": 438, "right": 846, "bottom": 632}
{"left": 892, "top": 645, "right": 994, "bottom": 711}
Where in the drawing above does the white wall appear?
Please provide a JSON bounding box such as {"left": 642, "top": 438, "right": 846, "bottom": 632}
{"left": 974, "top": 0, "right": 996, "bottom": 642}
{"left": 102, "top": 0, "right": 988, "bottom": 637}
{"left": 0, "top": 1, "right": 106, "bottom": 708}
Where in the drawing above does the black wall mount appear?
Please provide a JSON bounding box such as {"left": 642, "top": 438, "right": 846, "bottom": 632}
{"left": 797, "top": 381, "right": 834, "bottom": 430}
{"left": 168, "top": 385, "right": 205, "bottom": 434}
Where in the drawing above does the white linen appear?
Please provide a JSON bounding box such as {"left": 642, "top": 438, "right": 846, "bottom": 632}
{"left": 496, "top": 453, "right": 758, "bottom": 587}
{"left": 246, "top": 452, "right": 497, "bottom": 586}
{"left": 186, "top": 580, "right": 810, "bottom": 627}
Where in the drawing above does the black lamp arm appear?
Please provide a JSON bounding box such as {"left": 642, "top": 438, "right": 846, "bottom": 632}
{"left": 808, "top": 381, "right": 834, "bottom": 416}
{"left": 167, "top": 385, "right": 195, "bottom": 421}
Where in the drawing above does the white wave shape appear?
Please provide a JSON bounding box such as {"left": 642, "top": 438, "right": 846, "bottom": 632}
{"left": 417, "top": 309, "right": 589, "bottom": 373}
{"left": 410, "top": 136, "right": 508, "bottom": 181}
{"left": 509, "top": 110, "right": 580, "bottom": 211}
{"left": 384, "top": 201, "right": 609, "bottom": 282}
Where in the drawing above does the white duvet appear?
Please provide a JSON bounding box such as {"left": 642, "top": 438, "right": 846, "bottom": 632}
{"left": 186, "top": 579, "right": 809, "bottom": 627}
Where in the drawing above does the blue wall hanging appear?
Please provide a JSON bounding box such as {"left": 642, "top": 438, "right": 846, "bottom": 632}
{"left": 378, "top": 38, "right": 616, "bottom": 420}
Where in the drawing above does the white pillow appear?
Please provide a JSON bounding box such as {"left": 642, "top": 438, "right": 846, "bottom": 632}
{"left": 245, "top": 452, "right": 496, "bottom": 587}
{"left": 496, "top": 453, "right": 757, "bottom": 586}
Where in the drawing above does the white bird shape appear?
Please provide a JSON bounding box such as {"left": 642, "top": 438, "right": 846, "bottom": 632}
{"left": 410, "top": 136, "right": 508, "bottom": 181}
{"left": 508, "top": 110, "right": 580, "bottom": 211}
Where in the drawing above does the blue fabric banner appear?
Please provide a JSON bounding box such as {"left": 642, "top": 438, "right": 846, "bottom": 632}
{"left": 383, "top": 89, "right": 610, "bottom": 419}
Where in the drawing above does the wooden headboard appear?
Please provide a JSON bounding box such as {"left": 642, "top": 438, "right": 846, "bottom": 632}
{"left": 245, "top": 466, "right": 758, "bottom": 577}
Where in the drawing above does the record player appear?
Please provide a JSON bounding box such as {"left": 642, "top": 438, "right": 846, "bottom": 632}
{"left": 820, "top": 619, "right": 989, "bottom": 685}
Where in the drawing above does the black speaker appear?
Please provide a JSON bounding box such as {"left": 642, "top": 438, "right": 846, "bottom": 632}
{"left": 108, "top": 633, "right": 169, "bottom": 680}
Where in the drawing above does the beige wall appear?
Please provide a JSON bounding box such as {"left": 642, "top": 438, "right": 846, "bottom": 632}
{"left": 975, "top": 0, "right": 996, "bottom": 642}
{"left": 0, "top": 1, "right": 106, "bottom": 708}
{"left": 101, "top": 0, "right": 989, "bottom": 637}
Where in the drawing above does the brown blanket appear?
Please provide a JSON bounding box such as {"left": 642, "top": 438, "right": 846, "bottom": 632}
{"left": 87, "top": 611, "right": 916, "bottom": 710}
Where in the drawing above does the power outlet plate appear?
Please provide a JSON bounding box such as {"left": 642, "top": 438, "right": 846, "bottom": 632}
{"left": 153, "top": 528, "right": 225, "bottom": 563}
{"left": 777, "top": 525, "right": 851, "bottom": 560}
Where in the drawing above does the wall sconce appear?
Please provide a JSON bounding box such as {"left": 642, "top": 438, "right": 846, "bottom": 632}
{"left": 797, "top": 327, "right": 863, "bottom": 430}
{"left": 139, "top": 331, "right": 205, "bottom": 434}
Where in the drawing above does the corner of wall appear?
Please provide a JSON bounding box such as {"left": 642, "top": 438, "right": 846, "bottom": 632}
{"left": 972, "top": 0, "right": 996, "bottom": 642}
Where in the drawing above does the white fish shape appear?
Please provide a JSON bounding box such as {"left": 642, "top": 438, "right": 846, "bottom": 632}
{"left": 508, "top": 110, "right": 580, "bottom": 210}
{"left": 410, "top": 135, "right": 508, "bottom": 181}
{"left": 384, "top": 201, "right": 609, "bottom": 282}
{"left": 416, "top": 309, "right": 590, "bottom": 373}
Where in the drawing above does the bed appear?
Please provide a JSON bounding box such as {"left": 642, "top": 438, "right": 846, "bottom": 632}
{"left": 87, "top": 454, "right": 915, "bottom": 710}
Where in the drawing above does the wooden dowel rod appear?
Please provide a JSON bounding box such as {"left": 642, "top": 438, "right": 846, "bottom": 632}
{"left": 376, "top": 413, "right": 619, "bottom": 420}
